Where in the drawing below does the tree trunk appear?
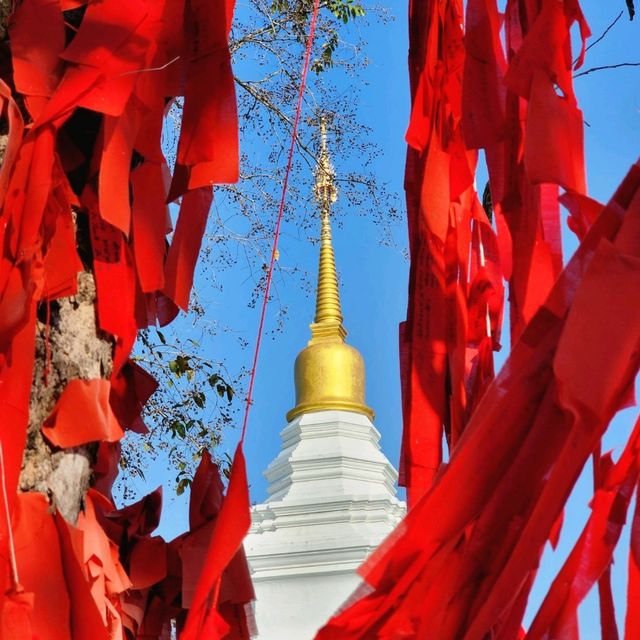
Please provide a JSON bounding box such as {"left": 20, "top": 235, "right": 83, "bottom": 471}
{"left": 20, "top": 268, "right": 113, "bottom": 524}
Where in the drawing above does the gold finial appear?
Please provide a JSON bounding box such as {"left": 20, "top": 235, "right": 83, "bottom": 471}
{"left": 309, "top": 116, "right": 345, "bottom": 343}
{"left": 286, "top": 117, "right": 373, "bottom": 422}
{"left": 314, "top": 117, "right": 338, "bottom": 211}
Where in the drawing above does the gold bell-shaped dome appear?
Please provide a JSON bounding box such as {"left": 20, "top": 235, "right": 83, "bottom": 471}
{"left": 286, "top": 119, "right": 373, "bottom": 422}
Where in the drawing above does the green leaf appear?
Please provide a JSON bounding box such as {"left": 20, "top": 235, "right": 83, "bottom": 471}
{"left": 193, "top": 392, "right": 206, "bottom": 409}
{"left": 270, "top": 0, "right": 288, "bottom": 13}
{"left": 482, "top": 181, "right": 493, "bottom": 223}
{"left": 171, "top": 420, "right": 186, "bottom": 439}
{"left": 176, "top": 478, "right": 188, "bottom": 495}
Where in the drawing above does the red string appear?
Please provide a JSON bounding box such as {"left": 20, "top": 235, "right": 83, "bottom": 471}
{"left": 44, "top": 302, "right": 51, "bottom": 386}
{"left": 240, "top": 0, "right": 321, "bottom": 443}
{"left": 0, "top": 442, "right": 20, "bottom": 591}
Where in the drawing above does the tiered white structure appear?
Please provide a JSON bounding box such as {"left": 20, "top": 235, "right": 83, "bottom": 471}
{"left": 244, "top": 121, "right": 405, "bottom": 639}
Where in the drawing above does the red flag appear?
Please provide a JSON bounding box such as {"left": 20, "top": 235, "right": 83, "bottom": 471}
{"left": 163, "top": 186, "right": 214, "bottom": 311}
{"left": 624, "top": 480, "right": 640, "bottom": 638}
{"left": 168, "top": 0, "right": 239, "bottom": 199}
{"left": 41, "top": 379, "right": 123, "bottom": 448}
{"left": 525, "top": 416, "right": 640, "bottom": 639}
{"left": 181, "top": 444, "right": 251, "bottom": 639}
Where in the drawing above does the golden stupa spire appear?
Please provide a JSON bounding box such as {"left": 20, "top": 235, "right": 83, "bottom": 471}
{"left": 286, "top": 117, "right": 373, "bottom": 422}
{"left": 309, "top": 117, "right": 346, "bottom": 343}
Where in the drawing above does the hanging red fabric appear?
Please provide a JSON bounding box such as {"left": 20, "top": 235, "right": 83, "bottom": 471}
{"left": 315, "top": 161, "right": 640, "bottom": 640}
{"left": 399, "top": 0, "right": 503, "bottom": 507}
{"left": 180, "top": 445, "right": 251, "bottom": 639}
{"left": 525, "top": 415, "right": 640, "bottom": 639}
{"left": 625, "top": 479, "right": 640, "bottom": 638}
{"left": 1, "top": 0, "right": 246, "bottom": 634}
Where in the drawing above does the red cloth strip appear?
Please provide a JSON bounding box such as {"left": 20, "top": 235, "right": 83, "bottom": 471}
{"left": 180, "top": 444, "right": 250, "bottom": 639}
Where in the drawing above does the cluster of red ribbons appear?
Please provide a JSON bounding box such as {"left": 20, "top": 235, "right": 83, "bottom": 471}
{"left": 317, "top": 0, "right": 640, "bottom": 637}
{"left": 3, "top": 450, "right": 253, "bottom": 639}
{"left": 317, "top": 157, "right": 640, "bottom": 640}
{"left": 0, "top": 0, "right": 253, "bottom": 637}
{"left": 1, "top": 0, "right": 639, "bottom": 637}
{"left": 399, "top": 0, "right": 505, "bottom": 507}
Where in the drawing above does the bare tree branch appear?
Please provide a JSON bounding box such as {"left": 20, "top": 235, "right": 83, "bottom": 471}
{"left": 573, "top": 11, "right": 624, "bottom": 67}
{"left": 234, "top": 76, "right": 317, "bottom": 163}
{"left": 574, "top": 61, "right": 640, "bottom": 78}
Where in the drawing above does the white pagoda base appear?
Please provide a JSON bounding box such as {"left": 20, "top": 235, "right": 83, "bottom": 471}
{"left": 245, "top": 410, "right": 405, "bottom": 639}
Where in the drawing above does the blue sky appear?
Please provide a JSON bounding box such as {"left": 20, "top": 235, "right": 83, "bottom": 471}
{"left": 138, "top": 2, "right": 639, "bottom": 635}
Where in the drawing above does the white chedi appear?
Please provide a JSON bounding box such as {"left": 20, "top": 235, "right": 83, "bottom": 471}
{"left": 245, "top": 409, "right": 405, "bottom": 639}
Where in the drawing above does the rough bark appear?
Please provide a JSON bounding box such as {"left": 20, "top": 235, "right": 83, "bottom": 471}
{"left": 0, "top": 1, "right": 9, "bottom": 40}
{"left": 20, "top": 270, "right": 113, "bottom": 524}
